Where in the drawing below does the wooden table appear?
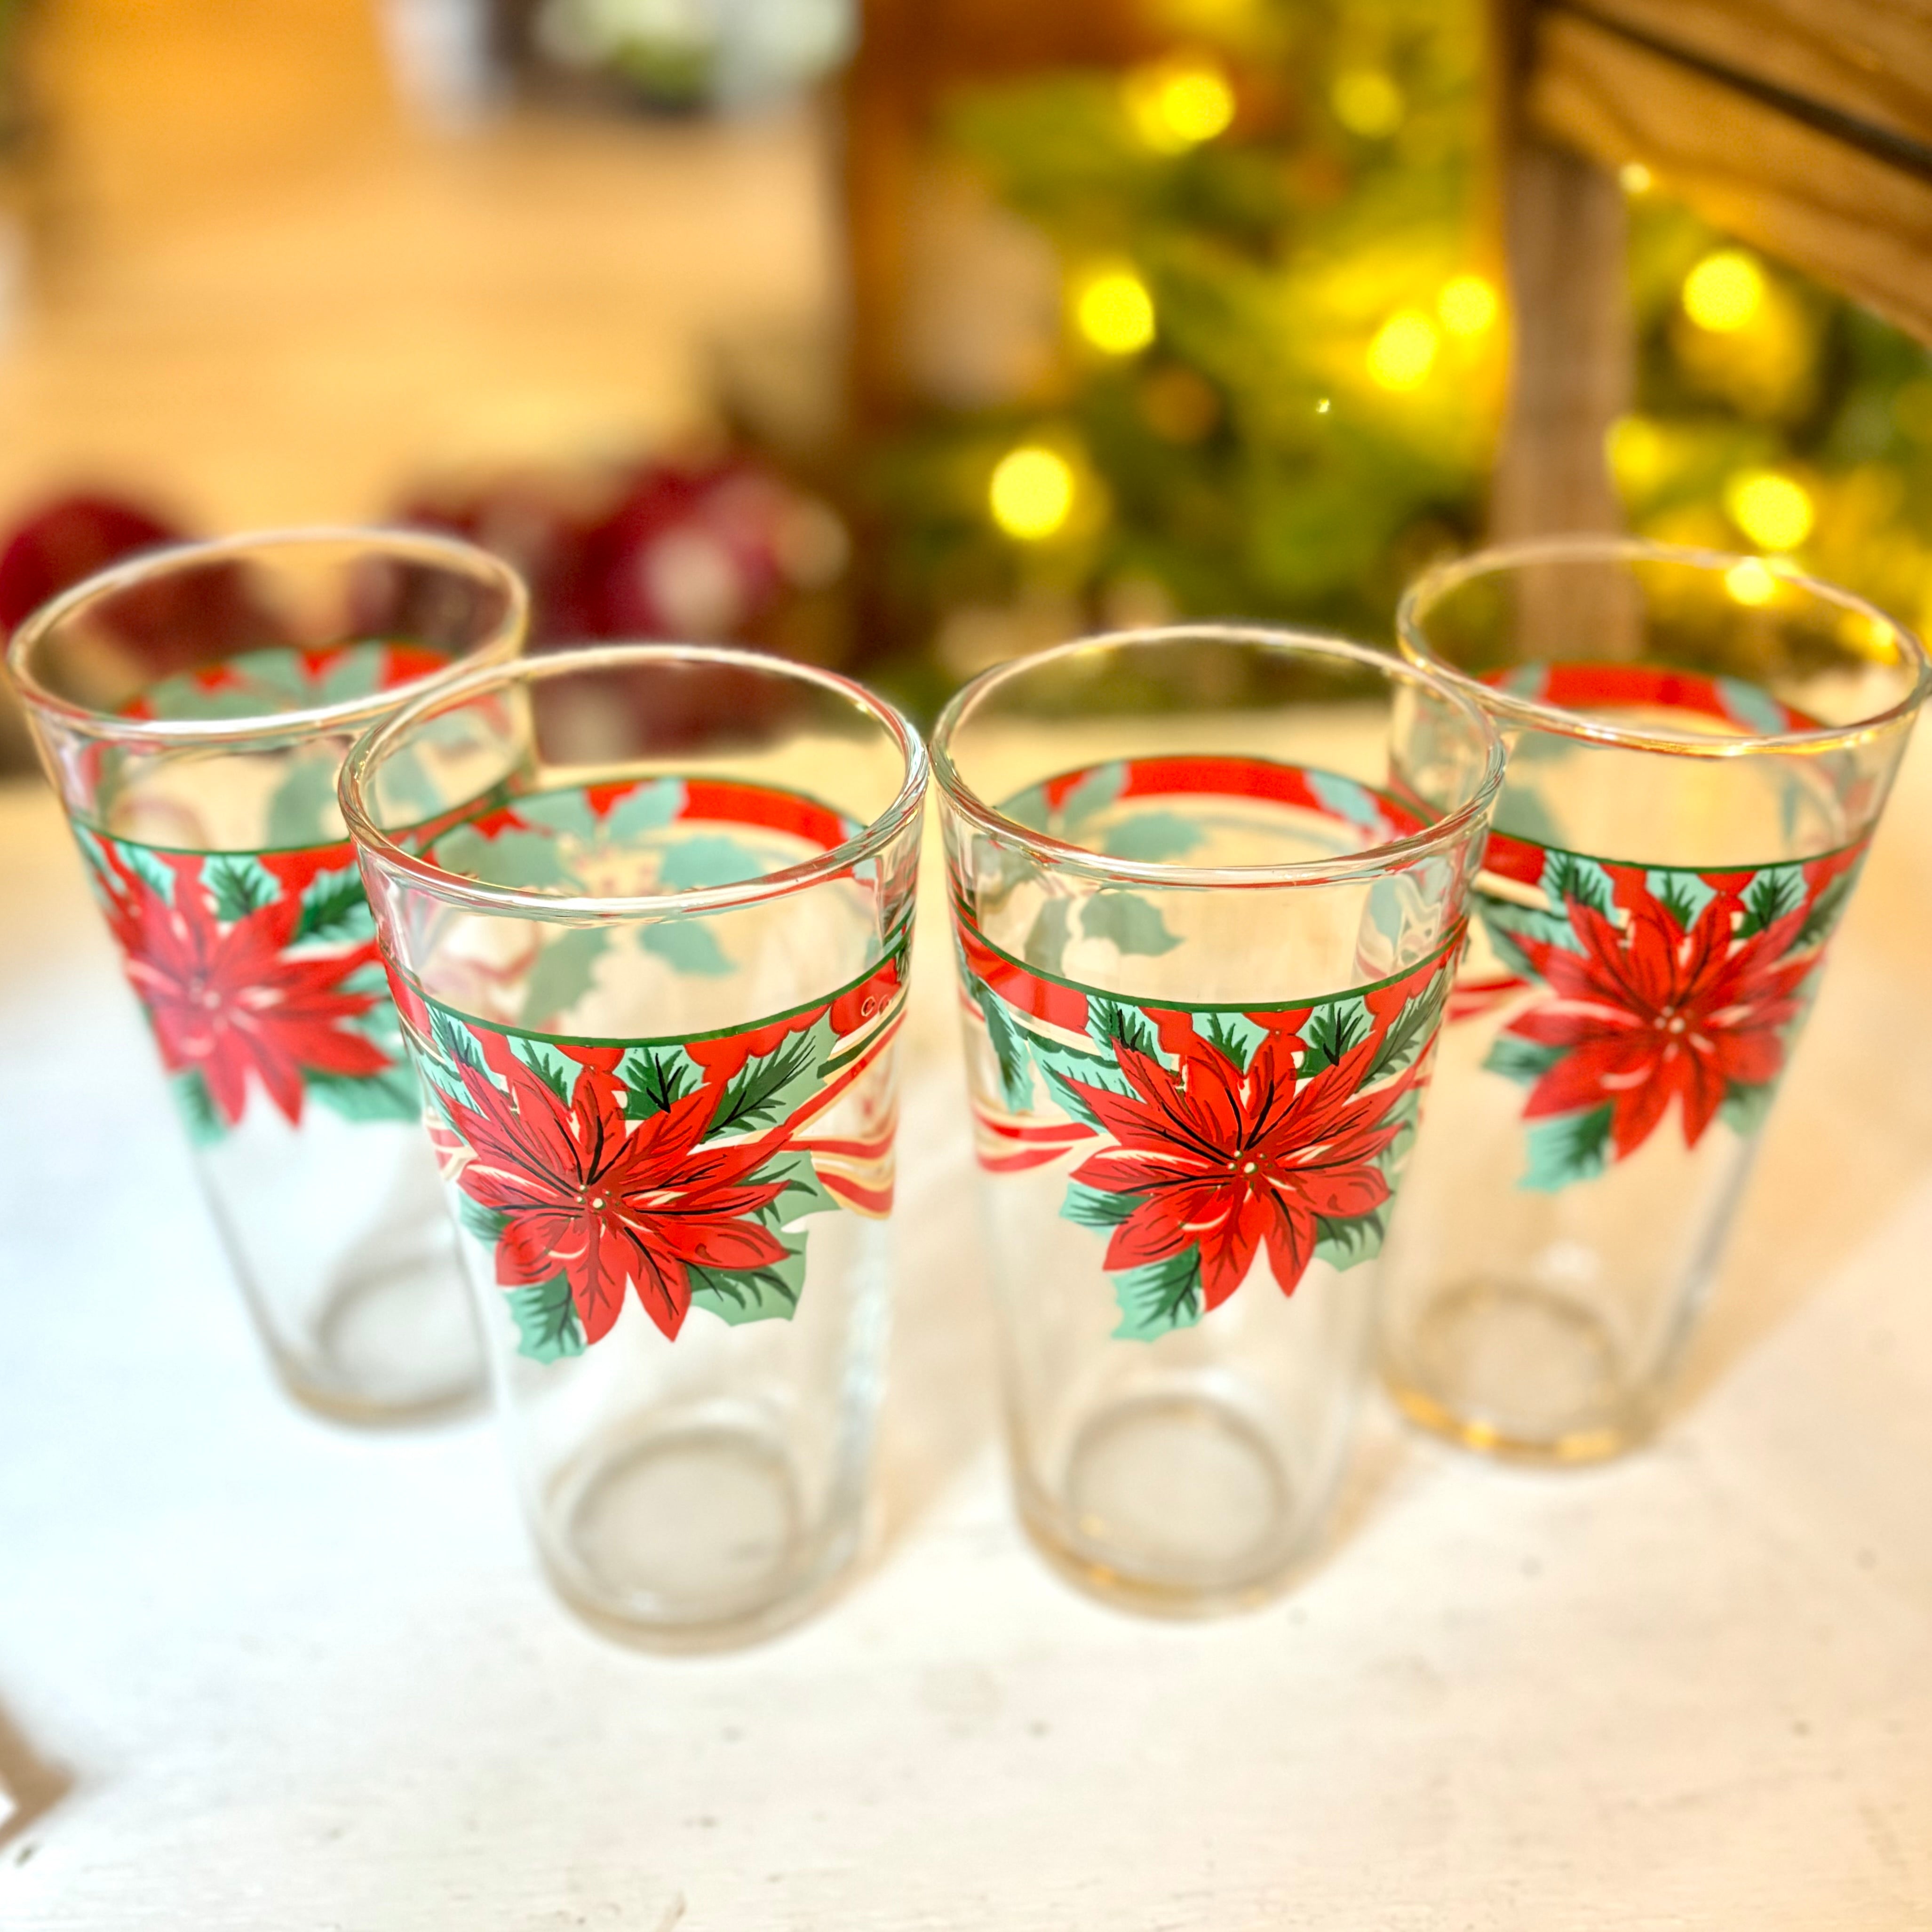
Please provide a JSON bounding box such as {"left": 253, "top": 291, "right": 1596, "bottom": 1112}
{"left": 3, "top": 745, "right": 1931, "bottom": 1927}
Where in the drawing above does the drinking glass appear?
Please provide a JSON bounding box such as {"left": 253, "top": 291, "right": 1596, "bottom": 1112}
{"left": 7, "top": 529, "right": 526, "bottom": 1422}
{"left": 932, "top": 626, "right": 1503, "bottom": 1615}
{"left": 339, "top": 643, "right": 926, "bottom": 1647}
{"left": 1379, "top": 537, "right": 1930, "bottom": 1462}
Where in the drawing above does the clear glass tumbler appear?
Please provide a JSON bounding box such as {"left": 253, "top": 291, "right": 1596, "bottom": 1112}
{"left": 339, "top": 643, "right": 926, "bottom": 1647}
{"left": 6, "top": 528, "right": 527, "bottom": 1422}
{"left": 932, "top": 626, "right": 1503, "bottom": 1615}
{"left": 1379, "top": 538, "right": 1930, "bottom": 1462}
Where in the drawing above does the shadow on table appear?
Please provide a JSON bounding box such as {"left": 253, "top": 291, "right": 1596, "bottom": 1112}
{"left": 0, "top": 1695, "right": 73, "bottom": 1857}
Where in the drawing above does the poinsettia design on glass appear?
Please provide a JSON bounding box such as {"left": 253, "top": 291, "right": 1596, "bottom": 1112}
{"left": 1471, "top": 833, "right": 1867, "bottom": 1189}
{"left": 956, "top": 920, "right": 1460, "bottom": 1340}
{"left": 74, "top": 827, "right": 419, "bottom": 1140}
{"left": 124, "top": 639, "right": 454, "bottom": 724}
{"left": 390, "top": 945, "right": 907, "bottom": 1360}
{"left": 421, "top": 774, "right": 865, "bottom": 1022}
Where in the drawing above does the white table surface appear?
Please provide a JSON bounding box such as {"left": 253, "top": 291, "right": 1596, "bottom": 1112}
{"left": 2, "top": 752, "right": 1930, "bottom": 1932}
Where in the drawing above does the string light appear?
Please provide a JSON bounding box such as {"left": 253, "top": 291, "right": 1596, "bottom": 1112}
{"left": 1684, "top": 251, "right": 1765, "bottom": 333}
{"left": 1076, "top": 270, "right": 1156, "bottom": 356}
{"left": 1725, "top": 559, "right": 1778, "bottom": 606}
{"left": 1725, "top": 471, "right": 1813, "bottom": 551}
{"left": 1125, "top": 57, "right": 1235, "bottom": 152}
{"left": 1367, "top": 311, "right": 1438, "bottom": 390}
{"left": 1605, "top": 416, "right": 1664, "bottom": 493}
{"left": 1619, "top": 162, "right": 1653, "bottom": 194}
{"left": 1331, "top": 69, "right": 1402, "bottom": 137}
{"left": 989, "top": 446, "right": 1076, "bottom": 541}
{"left": 1436, "top": 274, "right": 1498, "bottom": 336}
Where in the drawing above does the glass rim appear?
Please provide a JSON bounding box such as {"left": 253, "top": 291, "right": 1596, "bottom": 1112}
{"left": 339, "top": 640, "right": 931, "bottom": 921}
{"left": 930, "top": 623, "right": 1506, "bottom": 890}
{"left": 1398, "top": 533, "right": 1932, "bottom": 758}
{"left": 3, "top": 525, "right": 531, "bottom": 749}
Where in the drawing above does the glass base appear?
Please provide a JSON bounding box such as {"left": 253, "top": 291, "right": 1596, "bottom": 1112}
{"left": 1381, "top": 1274, "right": 1650, "bottom": 1463}
{"left": 263, "top": 1249, "right": 485, "bottom": 1427}
{"left": 538, "top": 1406, "right": 858, "bottom": 1651}
{"left": 1018, "top": 1387, "right": 1320, "bottom": 1618}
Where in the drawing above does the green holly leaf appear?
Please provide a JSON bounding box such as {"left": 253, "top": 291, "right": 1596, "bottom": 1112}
{"left": 1719, "top": 1080, "right": 1780, "bottom": 1138}
{"left": 457, "top": 1194, "right": 508, "bottom": 1245}
{"left": 1088, "top": 996, "right": 1161, "bottom": 1061}
{"left": 434, "top": 824, "right": 575, "bottom": 889}
{"left": 294, "top": 866, "right": 372, "bottom": 944}
{"left": 508, "top": 1035, "right": 579, "bottom": 1108}
{"left": 265, "top": 756, "right": 342, "bottom": 848}
{"left": 601, "top": 779, "right": 684, "bottom": 841}
{"left": 1111, "top": 1247, "right": 1204, "bottom": 1341}
{"left": 205, "top": 854, "right": 279, "bottom": 925}
{"left": 1303, "top": 996, "right": 1370, "bottom": 1070}
{"left": 82, "top": 830, "right": 172, "bottom": 903}
{"left": 1483, "top": 1031, "right": 1565, "bottom": 1088}
{"left": 620, "top": 1043, "right": 699, "bottom": 1120}
{"left": 512, "top": 789, "right": 602, "bottom": 839}
{"left": 706, "top": 1018, "right": 832, "bottom": 1139}
{"left": 172, "top": 1069, "right": 226, "bottom": 1145}
{"left": 1199, "top": 1010, "right": 1266, "bottom": 1073}
{"left": 519, "top": 925, "right": 611, "bottom": 1027}
{"left": 1543, "top": 851, "right": 1614, "bottom": 917}
{"left": 658, "top": 835, "right": 771, "bottom": 891}
{"left": 1081, "top": 890, "right": 1180, "bottom": 957}
{"left": 506, "top": 1274, "right": 585, "bottom": 1363}
{"left": 1737, "top": 866, "right": 1805, "bottom": 938}
{"left": 429, "top": 1007, "right": 488, "bottom": 1080}
{"left": 641, "top": 918, "right": 732, "bottom": 976}
{"left": 306, "top": 1063, "right": 421, "bottom": 1123}
{"left": 972, "top": 980, "right": 1035, "bottom": 1111}
{"left": 755, "top": 1147, "right": 840, "bottom": 1228}
{"left": 1062, "top": 1179, "right": 1138, "bottom": 1230}
{"left": 1520, "top": 1105, "right": 1614, "bottom": 1192}
{"left": 688, "top": 1246, "right": 807, "bottom": 1326}
{"left": 1648, "top": 868, "right": 1714, "bottom": 934}
{"left": 1312, "top": 1205, "right": 1387, "bottom": 1273}
{"left": 1100, "top": 811, "right": 1204, "bottom": 862}
{"left": 1035, "top": 1038, "right": 1132, "bottom": 1126}
{"left": 1794, "top": 866, "right": 1860, "bottom": 950}
{"left": 1473, "top": 891, "right": 1574, "bottom": 976}
{"left": 1023, "top": 898, "right": 1073, "bottom": 970}
{"left": 1057, "top": 761, "right": 1126, "bottom": 832}
{"left": 1365, "top": 970, "right": 1451, "bottom": 1084}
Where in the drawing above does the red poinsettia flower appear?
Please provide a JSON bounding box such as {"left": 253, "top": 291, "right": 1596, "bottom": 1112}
{"left": 1065, "top": 1031, "right": 1413, "bottom": 1309}
{"left": 101, "top": 852, "right": 389, "bottom": 1128}
{"left": 1505, "top": 882, "right": 1818, "bottom": 1157}
{"left": 436, "top": 1032, "right": 789, "bottom": 1343}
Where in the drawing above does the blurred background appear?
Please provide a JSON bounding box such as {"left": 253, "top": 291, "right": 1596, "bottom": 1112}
{"left": 0, "top": 0, "right": 1927, "bottom": 762}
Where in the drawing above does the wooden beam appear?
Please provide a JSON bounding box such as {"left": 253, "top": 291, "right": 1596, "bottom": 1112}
{"left": 1569, "top": 0, "right": 1932, "bottom": 154}
{"left": 1528, "top": 8, "right": 1932, "bottom": 344}
{"left": 1487, "top": 0, "right": 1631, "bottom": 542}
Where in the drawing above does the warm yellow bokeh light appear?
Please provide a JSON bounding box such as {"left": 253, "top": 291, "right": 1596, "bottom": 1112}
{"left": 1331, "top": 68, "right": 1402, "bottom": 137}
{"left": 1837, "top": 609, "right": 1901, "bottom": 664}
{"left": 1125, "top": 57, "right": 1235, "bottom": 151}
{"left": 1367, "top": 310, "right": 1439, "bottom": 390}
{"left": 1077, "top": 270, "right": 1156, "bottom": 356}
{"left": 1605, "top": 415, "right": 1664, "bottom": 493}
{"left": 1684, "top": 250, "right": 1765, "bottom": 333}
{"left": 1725, "top": 559, "right": 1778, "bottom": 606}
{"left": 1619, "top": 162, "right": 1653, "bottom": 195}
{"left": 1436, "top": 274, "right": 1497, "bottom": 337}
{"left": 1725, "top": 471, "right": 1814, "bottom": 551}
{"left": 989, "top": 446, "right": 1076, "bottom": 541}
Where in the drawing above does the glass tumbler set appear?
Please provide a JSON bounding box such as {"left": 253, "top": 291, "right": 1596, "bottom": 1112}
{"left": 8, "top": 530, "right": 1924, "bottom": 1643}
